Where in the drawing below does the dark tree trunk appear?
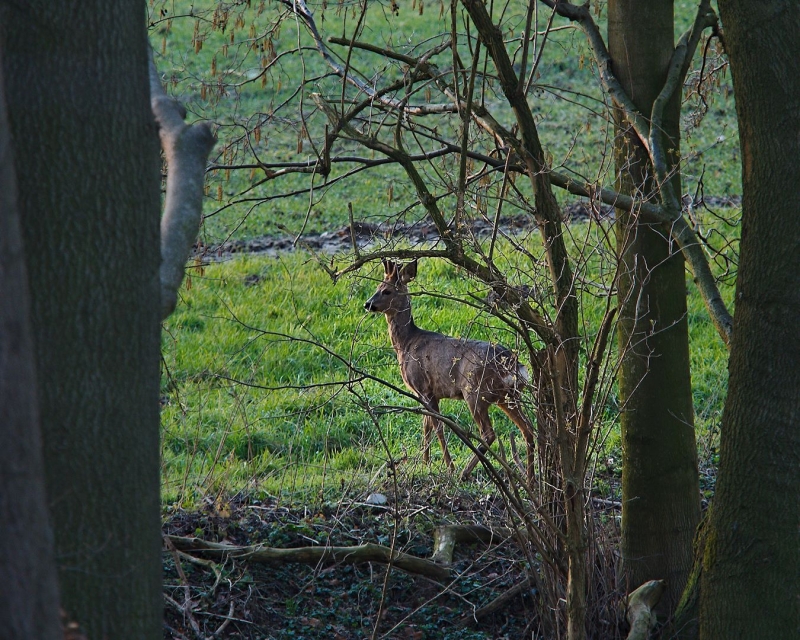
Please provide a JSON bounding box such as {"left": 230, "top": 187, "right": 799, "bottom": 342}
{"left": 608, "top": 0, "right": 700, "bottom": 613}
{"left": 699, "top": 1, "right": 800, "bottom": 636}
{"left": 0, "top": 52, "right": 62, "bottom": 640}
{"left": 1, "top": 2, "right": 163, "bottom": 638}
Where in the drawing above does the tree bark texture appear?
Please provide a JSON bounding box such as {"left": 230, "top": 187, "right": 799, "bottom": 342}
{"left": 1, "top": 2, "right": 163, "bottom": 638}
{"left": 0, "top": 51, "right": 62, "bottom": 640}
{"left": 699, "top": 2, "right": 800, "bottom": 637}
{"left": 608, "top": 0, "right": 700, "bottom": 614}
{"left": 458, "top": 2, "right": 585, "bottom": 636}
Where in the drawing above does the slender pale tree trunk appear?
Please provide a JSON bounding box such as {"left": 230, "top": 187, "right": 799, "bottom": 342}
{"left": 699, "top": 2, "right": 800, "bottom": 636}
{"left": 0, "top": 53, "right": 62, "bottom": 640}
{"left": 1, "top": 2, "right": 163, "bottom": 637}
{"left": 607, "top": 0, "right": 700, "bottom": 613}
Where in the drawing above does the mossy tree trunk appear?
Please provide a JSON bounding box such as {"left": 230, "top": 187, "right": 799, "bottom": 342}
{"left": 607, "top": 0, "right": 700, "bottom": 614}
{"left": 1, "top": 1, "right": 163, "bottom": 637}
{"left": 699, "top": 1, "right": 800, "bottom": 636}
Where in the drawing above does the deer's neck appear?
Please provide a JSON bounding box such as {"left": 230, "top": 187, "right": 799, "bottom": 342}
{"left": 386, "top": 304, "right": 417, "bottom": 352}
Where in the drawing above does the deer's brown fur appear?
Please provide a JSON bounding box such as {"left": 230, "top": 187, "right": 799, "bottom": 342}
{"left": 365, "top": 260, "right": 535, "bottom": 480}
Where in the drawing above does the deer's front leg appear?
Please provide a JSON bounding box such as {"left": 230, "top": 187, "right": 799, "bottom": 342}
{"left": 422, "top": 398, "right": 454, "bottom": 470}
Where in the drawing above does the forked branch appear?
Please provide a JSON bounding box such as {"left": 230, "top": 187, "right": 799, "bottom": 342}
{"left": 539, "top": 0, "right": 732, "bottom": 345}
{"left": 311, "top": 93, "right": 557, "bottom": 344}
{"left": 650, "top": 0, "right": 720, "bottom": 209}
{"left": 460, "top": 0, "right": 579, "bottom": 366}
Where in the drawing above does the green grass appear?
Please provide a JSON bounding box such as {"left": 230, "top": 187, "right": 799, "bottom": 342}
{"left": 160, "top": 250, "right": 545, "bottom": 504}
{"left": 155, "top": 1, "right": 739, "bottom": 506}
{"left": 160, "top": 228, "right": 735, "bottom": 506}
{"left": 151, "top": 0, "right": 741, "bottom": 244}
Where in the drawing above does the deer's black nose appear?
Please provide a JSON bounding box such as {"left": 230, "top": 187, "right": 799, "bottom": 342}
{"left": 364, "top": 301, "right": 372, "bottom": 311}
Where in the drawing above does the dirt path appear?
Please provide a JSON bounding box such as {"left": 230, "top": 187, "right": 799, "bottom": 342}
{"left": 195, "top": 196, "right": 739, "bottom": 261}
{"left": 195, "top": 202, "right": 614, "bottom": 260}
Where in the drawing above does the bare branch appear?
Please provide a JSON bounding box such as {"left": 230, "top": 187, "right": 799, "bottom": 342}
{"left": 650, "top": 0, "right": 720, "bottom": 209}
{"left": 280, "top": 0, "right": 453, "bottom": 116}
{"left": 166, "top": 535, "right": 451, "bottom": 581}
{"left": 575, "top": 305, "right": 617, "bottom": 472}
{"left": 312, "top": 93, "right": 557, "bottom": 343}
{"left": 463, "top": 577, "right": 533, "bottom": 625}
{"left": 327, "top": 35, "right": 452, "bottom": 72}
{"left": 678, "top": 0, "right": 720, "bottom": 85}
{"left": 461, "top": 0, "right": 578, "bottom": 361}
{"left": 540, "top": 0, "right": 652, "bottom": 153}
{"left": 666, "top": 214, "right": 734, "bottom": 344}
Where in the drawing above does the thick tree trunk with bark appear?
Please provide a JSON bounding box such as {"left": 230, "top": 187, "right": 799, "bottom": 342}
{"left": 608, "top": 0, "right": 700, "bottom": 613}
{"left": 1, "top": 2, "right": 163, "bottom": 638}
{"left": 699, "top": 2, "right": 800, "bottom": 636}
{"left": 0, "top": 55, "right": 62, "bottom": 640}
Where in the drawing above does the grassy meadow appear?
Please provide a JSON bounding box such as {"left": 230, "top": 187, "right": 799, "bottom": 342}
{"left": 160, "top": 238, "right": 734, "bottom": 507}
{"left": 155, "top": 0, "right": 739, "bottom": 507}
{"left": 151, "top": 0, "right": 740, "bottom": 241}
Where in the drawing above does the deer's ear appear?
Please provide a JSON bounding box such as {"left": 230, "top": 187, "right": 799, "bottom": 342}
{"left": 400, "top": 259, "right": 417, "bottom": 283}
{"left": 382, "top": 259, "right": 396, "bottom": 278}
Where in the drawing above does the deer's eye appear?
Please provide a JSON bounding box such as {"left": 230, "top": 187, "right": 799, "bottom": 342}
{"left": 382, "top": 289, "right": 392, "bottom": 295}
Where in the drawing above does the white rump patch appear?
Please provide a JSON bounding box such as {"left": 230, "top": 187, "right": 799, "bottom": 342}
{"left": 503, "top": 364, "right": 529, "bottom": 387}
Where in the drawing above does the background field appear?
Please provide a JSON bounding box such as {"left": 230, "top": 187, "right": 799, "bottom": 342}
{"left": 155, "top": 0, "right": 739, "bottom": 508}
{"left": 161, "top": 244, "right": 733, "bottom": 507}
{"left": 151, "top": 0, "right": 740, "bottom": 239}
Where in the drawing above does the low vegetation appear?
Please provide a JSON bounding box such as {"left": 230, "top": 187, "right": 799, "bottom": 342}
{"left": 155, "top": 1, "right": 740, "bottom": 636}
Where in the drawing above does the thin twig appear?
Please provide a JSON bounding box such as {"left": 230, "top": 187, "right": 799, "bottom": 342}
{"left": 208, "top": 601, "right": 236, "bottom": 639}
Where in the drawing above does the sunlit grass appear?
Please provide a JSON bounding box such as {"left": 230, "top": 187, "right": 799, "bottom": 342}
{"left": 160, "top": 221, "right": 735, "bottom": 507}
{"left": 151, "top": 0, "right": 740, "bottom": 245}
{"left": 154, "top": 0, "right": 739, "bottom": 507}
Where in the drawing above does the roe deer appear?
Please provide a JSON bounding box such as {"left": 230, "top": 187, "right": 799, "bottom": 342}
{"left": 364, "top": 259, "right": 535, "bottom": 481}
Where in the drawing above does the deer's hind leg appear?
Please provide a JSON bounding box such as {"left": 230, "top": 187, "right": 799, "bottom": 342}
{"left": 422, "top": 413, "right": 434, "bottom": 464}
{"left": 460, "top": 397, "right": 498, "bottom": 480}
{"left": 499, "top": 401, "right": 536, "bottom": 485}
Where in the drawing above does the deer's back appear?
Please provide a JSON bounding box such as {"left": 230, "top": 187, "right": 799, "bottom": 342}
{"left": 395, "top": 329, "right": 526, "bottom": 403}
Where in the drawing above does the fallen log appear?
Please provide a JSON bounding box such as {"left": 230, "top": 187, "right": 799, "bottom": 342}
{"left": 165, "top": 534, "right": 450, "bottom": 581}
{"left": 462, "top": 577, "right": 533, "bottom": 626}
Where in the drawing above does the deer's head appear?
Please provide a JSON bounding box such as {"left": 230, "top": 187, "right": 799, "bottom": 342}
{"left": 364, "top": 259, "right": 417, "bottom": 316}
